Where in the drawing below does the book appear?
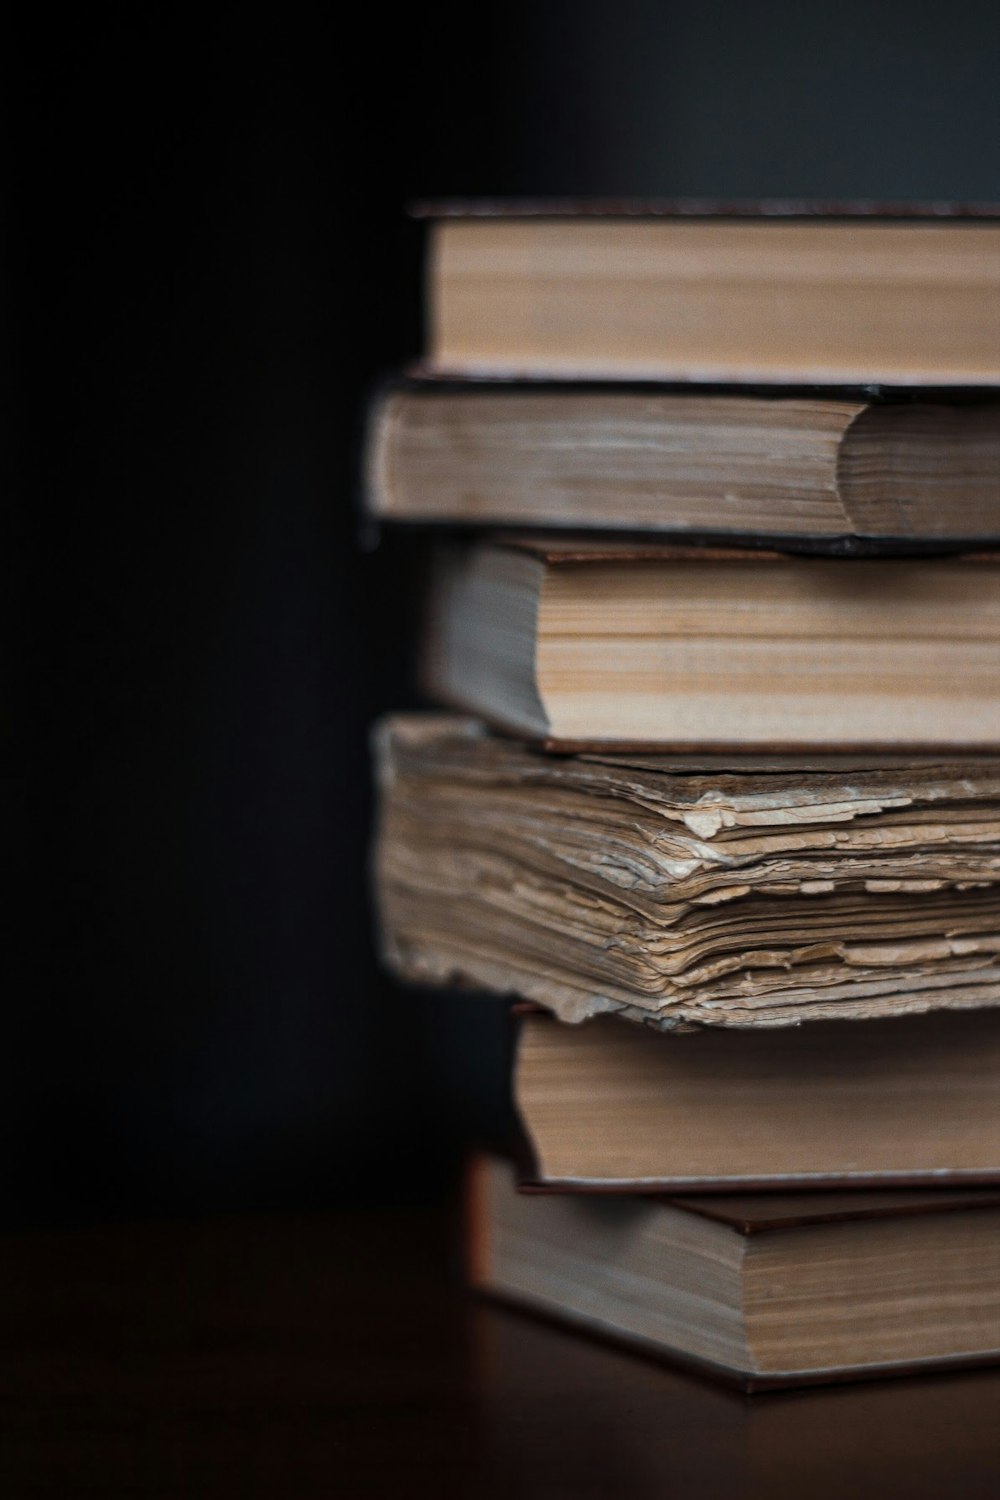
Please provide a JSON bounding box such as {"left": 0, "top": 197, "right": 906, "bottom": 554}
{"left": 367, "top": 387, "right": 1000, "bottom": 546}
{"left": 514, "top": 1008, "right": 1000, "bottom": 1188}
{"left": 418, "top": 201, "right": 1000, "bottom": 386}
{"left": 374, "top": 714, "right": 1000, "bottom": 1030}
{"left": 468, "top": 1155, "right": 1000, "bottom": 1389}
{"left": 474, "top": 1278, "right": 1000, "bottom": 1490}
{"left": 423, "top": 540, "right": 1000, "bottom": 748}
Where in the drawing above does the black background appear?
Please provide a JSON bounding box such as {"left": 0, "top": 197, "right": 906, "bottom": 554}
{"left": 16, "top": 2, "right": 1000, "bottom": 1224}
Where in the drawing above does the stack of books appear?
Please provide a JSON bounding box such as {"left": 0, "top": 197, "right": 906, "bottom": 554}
{"left": 368, "top": 200, "right": 1000, "bottom": 1390}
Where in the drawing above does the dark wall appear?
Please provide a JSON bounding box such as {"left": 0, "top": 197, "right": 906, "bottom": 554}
{"left": 18, "top": 3, "right": 1000, "bottom": 1223}
{"left": 505, "top": 0, "right": 1000, "bottom": 198}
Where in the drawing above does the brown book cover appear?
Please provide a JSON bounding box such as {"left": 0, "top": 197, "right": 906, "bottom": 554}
{"left": 414, "top": 198, "right": 1000, "bottom": 219}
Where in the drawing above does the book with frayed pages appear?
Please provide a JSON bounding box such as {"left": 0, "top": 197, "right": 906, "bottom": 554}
{"left": 374, "top": 714, "right": 1000, "bottom": 1032}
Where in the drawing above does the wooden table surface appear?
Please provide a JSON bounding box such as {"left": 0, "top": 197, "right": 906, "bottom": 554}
{"left": 0, "top": 1202, "right": 997, "bottom": 1497}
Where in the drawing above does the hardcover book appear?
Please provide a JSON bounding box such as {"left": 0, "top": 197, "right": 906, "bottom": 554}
{"left": 423, "top": 540, "right": 1000, "bottom": 749}
{"left": 469, "top": 1155, "right": 1000, "bottom": 1389}
{"left": 513, "top": 1007, "right": 1000, "bottom": 1189}
{"left": 419, "top": 200, "right": 1000, "bottom": 386}
{"left": 368, "top": 387, "right": 1000, "bottom": 546}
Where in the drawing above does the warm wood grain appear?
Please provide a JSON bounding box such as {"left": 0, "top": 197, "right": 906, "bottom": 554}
{"left": 1, "top": 1203, "right": 997, "bottom": 1496}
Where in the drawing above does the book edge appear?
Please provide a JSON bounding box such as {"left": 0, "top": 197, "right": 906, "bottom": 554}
{"left": 472, "top": 1287, "right": 1000, "bottom": 1393}
{"left": 517, "top": 1175, "right": 1000, "bottom": 1215}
